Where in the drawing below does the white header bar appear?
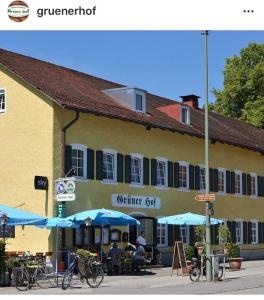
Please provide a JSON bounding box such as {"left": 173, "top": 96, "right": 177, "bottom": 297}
{"left": 0, "top": 0, "right": 263, "bottom": 30}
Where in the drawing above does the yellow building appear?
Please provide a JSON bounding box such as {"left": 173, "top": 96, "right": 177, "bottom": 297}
{"left": 0, "top": 48, "right": 264, "bottom": 263}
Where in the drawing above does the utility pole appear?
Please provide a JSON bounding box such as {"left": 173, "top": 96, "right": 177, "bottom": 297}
{"left": 203, "top": 30, "right": 212, "bottom": 282}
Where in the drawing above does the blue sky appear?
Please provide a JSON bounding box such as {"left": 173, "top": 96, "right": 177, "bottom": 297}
{"left": 1, "top": 31, "right": 263, "bottom": 105}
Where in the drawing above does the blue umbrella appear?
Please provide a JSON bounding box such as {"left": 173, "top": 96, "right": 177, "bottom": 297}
{"left": 0, "top": 204, "right": 47, "bottom": 226}
{"left": 158, "top": 212, "right": 223, "bottom": 225}
{"left": 38, "top": 217, "right": 80, "bottom": 228}
{"left": 65, "top": 208, "right": 140, "bottom": 226}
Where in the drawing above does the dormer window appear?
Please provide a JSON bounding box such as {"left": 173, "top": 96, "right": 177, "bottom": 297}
{"left": 0, "top": 89, "right": 6, "bottom": 114}
{"left": 103, "top": 87, "right": 147, "bottom": 114}
{"left": 181, "top": 106, "right": 190, "bottom": 125}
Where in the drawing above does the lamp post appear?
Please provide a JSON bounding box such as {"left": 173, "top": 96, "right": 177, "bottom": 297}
{"left": 202, "top": 30, "right": 212, "bottom": 282}
{"left": 0, "top": 213, "right": 9, "bottom": 286}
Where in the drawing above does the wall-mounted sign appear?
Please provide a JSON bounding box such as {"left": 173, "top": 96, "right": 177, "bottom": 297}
{"left": 0, "top": 226, "right": 15, "bottom": 238}
{"left": 55, "top": 178, "right": 76, "bottom": 201}
{"left": 112, "top": 194, "right": 161, "bottom": 209}
{"left": 34, "top": 176, "right": 49, "bottom": 190}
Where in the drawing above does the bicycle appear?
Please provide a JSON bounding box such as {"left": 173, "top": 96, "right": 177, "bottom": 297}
{"left": 62, "top": 252, "right": 104, "bottom": 290}
{"left": 189, "top": 255, "right": 223, "bottom": 282}
{"left": 13, "top": 255, "right": 56, "bottom": 291}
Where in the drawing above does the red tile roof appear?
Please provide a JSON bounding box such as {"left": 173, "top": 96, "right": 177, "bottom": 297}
{"left": 0, "top": 48, "right": 264, "bottom": 154}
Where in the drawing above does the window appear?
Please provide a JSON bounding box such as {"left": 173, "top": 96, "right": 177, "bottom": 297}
{"left": 181, "top": 106, "right": 190, "bottom": 125}
{"left": 179, "top": 162, "right": 189, "bottom": 189}
{"left": 235, "top": 171, "right": 242, "bottom": 195}
{"left": 157, "top": 223, "right": 167, "bottom": 246}
{"left": 71, "top": 144, "right": 87, "bottom": 179}
{"left": 135, "top": 94, "right": 143, "bottom": 111}
{"left": 130, "top": 154, "right": 143, "bottom": 185}
{"left": 200, "top": 167, "right": 206, "bottom": 191}
{"left": 218, "top": 168, "right": 226, "bottom": 193}
{"left": 251, "top": 221, "right": 258, "bottom": 244}
{"left": 156, "top": 159, "right": 167, "bottom": 187}
{"left": 180, "top": 225, "right": 189, "bottom": 244}
{"left": 103, "top": 153, "right": 115, "bottom": 181}
{"left": 235, "top": 220, "right": 243, "bottom": 244}
{"left": 0, "top": 89, "right": 6, "bottom": 114}
{"left": 250, "top": 173, "right": 257, "bottom": 196}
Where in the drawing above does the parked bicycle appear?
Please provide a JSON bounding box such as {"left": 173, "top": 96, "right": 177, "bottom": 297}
{"left": 13, "top": 255, "right": 56, "bottom": 291}
{"left": 189, "top": 255, "right": 223, "bottom": 282}
{"left": 62, "top": 251, "right": 104, "bottom": 290}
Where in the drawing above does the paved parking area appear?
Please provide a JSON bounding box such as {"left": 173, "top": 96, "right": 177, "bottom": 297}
{"left": 1, "top": 260, "right": 264, "bottom": 294}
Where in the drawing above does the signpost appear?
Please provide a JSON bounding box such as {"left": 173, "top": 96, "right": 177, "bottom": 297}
{"left": 195, "top": 194, "right": 215, "bottom": 202}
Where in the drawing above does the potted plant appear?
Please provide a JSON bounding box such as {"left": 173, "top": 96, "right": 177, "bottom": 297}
{"left": 194, "top": 225, "right": 206, "bottom": 255}
{"left": 217, "top": 224, "right": 231, "bottom": 255}
{"left": 184, "top": 245, "right": 195, "bottom": 272}
{"left": 228, "top": 243, "right": 243, "bottom": 270}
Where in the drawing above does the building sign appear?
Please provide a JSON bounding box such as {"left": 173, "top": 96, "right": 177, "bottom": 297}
{"left": 112, "top": 194, "right": 161, "bottom": 209}
{"left": 0, "top": 226, "right": 15, "bottom": 238}
{"left": 55, "top": 178, "right": 76, "bottom": 201}
{"left": 34, "top": 176, "right": 49, "bottom": 190}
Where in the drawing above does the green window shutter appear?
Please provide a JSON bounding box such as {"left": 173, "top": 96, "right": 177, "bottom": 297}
{"left": 143, "top": 157, "right": 149, "bottom": 185}
{"left": 87, "top": 148, "right": 94, "bottom": 179}
{"left": 174, "top": 225, "right": 181, "bottom": 241}
{"left": 209, "top": 168, "right": 214, "bottom": 191}
{"left": 168, "top": 225, "right": 174, "bottom": 246}
{"left": 125, "top": 155, "right": 131, "bottom": 183}
{"left": 257, "top": 176, "right": 262, "bottom": 197}
{"left": 230, "top": 171, "right": 235, "bottom": 194}
{"left": 189, "top": 225, "right": 194, "bottom": 245}
{"left": 247, "top": 222, "right": 252, "bottom": 244}
{"left": 243, "top": 221, "right": 248, "bottom": 244}
{"left": 226, "top": 170, "right": 231, "bottom": 193}
{"left": 168, "top": 161, "right": 173, "bottom": 188}
{"left": 151, "top": 159, "right": 157, "bottom": 186}
{"left": 242, "top": 173, "right": 247, "bottom": 195}
{"left": 247, "top": 174, "right": 251, "bottom": 196}
{"left": 64, "top": 145, "right": 72, "bottom": 176}
{"left": 96, "top": 150, "right": 103, "bottom": 180}
{"left": 194, "top": 166, "right": 200, "bottom": 190}
{"left": 258, "top": 222, "right": 262, "bottom": 244}
{"left": 213, "top": 169, "right": 218, "bottom": 192}
{"left": 189, "top": 165, "right": 195, "bottom": 190}
{"left": 117, "top": 153, "right": 124, "bottom": 183}
{"left": 174, "top": 162, "right": 179, "bottom": 188}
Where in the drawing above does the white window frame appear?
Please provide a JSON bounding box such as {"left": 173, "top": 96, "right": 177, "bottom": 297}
{"left": 217, "top": 168, "right": 226, "bottom": 194}
{"left": 180, "top": 225, "right": 189, "bottom": 245}
{"left": 178, "top": 161, "right": 189, "bottom": 190}
{"left": 133, "top": 90, "right": 146, "bottom": 113}
{"left": 199, "top": 164, "right": 206, "bottom": 192}
{"left": 251, "top": 220, "right": 258, "bottom": 244}
{"left": 70, "top": 144, "right": 87, "bottom": 180}
{"left": 102, "top": 148, "right": 117, "bottom": 184}
{"left": 180, "top": 105, "right": 190, "bottom": 125}
{"left": 156, "top": 157, "right": 168, "bottom": 188}
{"left": 235, "top": 219, "right": 243, "bottom": 245}
{"left": 234, "top": 170, "right": 242, "bottom": 196}
{"left": 157, "top": 217, "right": 168, "bottom": 247}
{"left": 0, "top": 88, "right": 6, "bottom": 115}
{"left": 250, "top": 173, "right": 258, "bottom": 198}
{"left": 129, "top": 153, "right": 144, "bottom": 187}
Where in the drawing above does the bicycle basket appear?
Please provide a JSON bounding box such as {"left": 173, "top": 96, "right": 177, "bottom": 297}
{"left": 78, "top": 258, "right": 87, "bottom": 276}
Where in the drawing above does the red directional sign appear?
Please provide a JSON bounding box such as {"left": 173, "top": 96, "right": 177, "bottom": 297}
{"left": 195, "top": 194, "right": 215, "bottom": 202}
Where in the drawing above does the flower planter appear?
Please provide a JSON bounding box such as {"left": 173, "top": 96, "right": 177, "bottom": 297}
{"left": 229, "top": 258, "right": 243, "bottom": 270}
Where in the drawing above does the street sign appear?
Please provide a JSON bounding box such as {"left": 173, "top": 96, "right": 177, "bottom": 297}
{"left": 195, "top": 194, "right": 215, "bottom": 202}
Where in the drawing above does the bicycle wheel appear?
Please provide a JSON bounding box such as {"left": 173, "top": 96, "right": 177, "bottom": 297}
{"left": 13, "top": 268, "right": 30, "bottom": 291}
{"left": 35, "top": 266, "right": 56, "bottom": 289}
{"left": 189, "top": 267, "right": 201, "bottom": 282}
{"left": 217, "top": 266, "right": 224, "bottom": 280}
{"left": 86, "top": 265, "right": 104, "bottom": 288}
{"left": 62, "top": 269, "right": 79, "bottom": 290}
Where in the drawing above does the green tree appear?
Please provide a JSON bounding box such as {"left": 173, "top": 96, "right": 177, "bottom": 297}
{"left": 211, "top": 43, "right": 264, "bottom": 128}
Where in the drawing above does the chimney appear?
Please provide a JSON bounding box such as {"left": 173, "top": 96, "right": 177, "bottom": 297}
{"left": 180, "top": 94, "right": 200, "bottom": 109}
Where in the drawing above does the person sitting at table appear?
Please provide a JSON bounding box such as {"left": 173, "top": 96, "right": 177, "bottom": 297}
{"left": 128, "top": 241, "right": 145, "bottom": 272}
{"left": 108, "top": 242, "right": 123, "bottom": 275}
